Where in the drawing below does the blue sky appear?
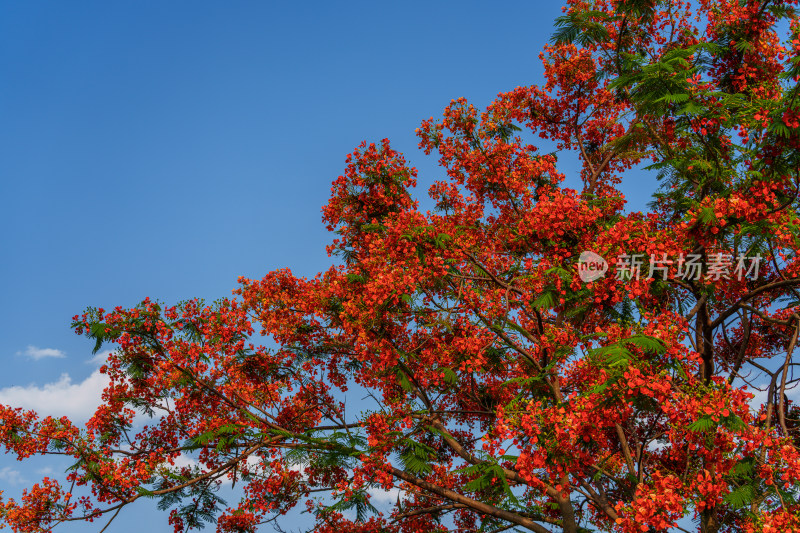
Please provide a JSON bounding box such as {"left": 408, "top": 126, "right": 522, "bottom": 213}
{"left": 0, "top": 1, "right": 665, "bottom": 531}
{"left": 0, "top": 0, "right": 577, "bottom": 389}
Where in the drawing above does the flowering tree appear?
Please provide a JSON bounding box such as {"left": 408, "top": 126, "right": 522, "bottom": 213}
{"left": 3, "top": 1, "right": 800, "bottom": 532}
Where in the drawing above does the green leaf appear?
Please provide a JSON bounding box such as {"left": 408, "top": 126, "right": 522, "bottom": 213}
{"left": 678, "top": 101, "right": 703, "bottom": 115}
{"left": 687, "top": 416, "right": 716, "bottom": 432}
{"left": 721, "top": 414, "right": 746, "bottom": 431}
{"left": 591, "top": 343, "right": 634, "bottom": 365}
{"left": 624, "top": 335, "right": 666, "bottom": 354}
{"left": 396, "top": 370, "right": 414, "bottom": 392}
{"left": 346, "top": 273, "right": 366, "bottom": 284}
{"left": 398, "top": 440, "right": 436, "bottom": 474}
{"left": 724, "top": 484, "right": 755, "bottom": 509}
{"left": 657, "top": 92, "right": 690, "bottom": 104}
{"left": 730, "top": 457, "right": 755, "bottom": 477}
{"left": 323, "top": 490, "right": 379, "bottom": 522}
{"left": 533, "top": 290, "right": 556, "bottom": 310}
{"left": 434, "top": 233, "right": 452, "bottom": 249}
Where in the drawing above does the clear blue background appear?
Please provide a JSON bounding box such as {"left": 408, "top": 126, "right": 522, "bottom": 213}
{"left": 1, "top": 0, "right": 575, "bottom": 387}
{"left": 0, "top": 2, "right": 657, "bottom": 531}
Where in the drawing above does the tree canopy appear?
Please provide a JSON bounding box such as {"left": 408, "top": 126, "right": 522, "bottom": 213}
{"left": 3, "top": 1, "right": 800, "bottom": 532}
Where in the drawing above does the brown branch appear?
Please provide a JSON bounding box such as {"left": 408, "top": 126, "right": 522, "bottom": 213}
{"left": 391, "top": 503, "right": 467, "bottom": 522}
{"left": 778, "top": 316, "right": 800, "bottom": 436}
{"left": 710, "top": 278, "right": 800, "bottom": 329}
{"left": 615, "top": 423, "right": 637, "bottom": 476}
{"left": 389, "top": 467, "right": 552, "bottom": 533}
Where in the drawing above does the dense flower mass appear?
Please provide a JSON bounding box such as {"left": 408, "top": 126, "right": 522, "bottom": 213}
{"left": 2, "top": 1, "right": 800, "bottom": 532}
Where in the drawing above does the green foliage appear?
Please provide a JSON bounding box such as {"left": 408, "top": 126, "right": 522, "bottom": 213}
{"left": 552, "top": 10, "right": 612, "bottom": 47}
{"left": 724, "top": 484, "right": 755, "bottom": 509}
{"left": 398, "top": 439, "right": 436, "bottom": 474}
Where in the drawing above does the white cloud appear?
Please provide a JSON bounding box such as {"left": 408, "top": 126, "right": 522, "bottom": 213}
{"left": 742, "top": 380, "right": 800, "bottom": 416}
{"left": 787, "top": 382, "right": 800, "bottom": 402}
{"left": 288, "top": 462, "right": 306, "bottom": 475}
{"left": 86, "top": 350, "right": 114, "bottom": 367}
{"left": 748, "top": 385, "right": 770, "bottom": 411}
{"left": 368, "top": 487, "right": 405, "bottom": 505}
{"left": 0, "top": 466, "right": 27, "bottom": 486}
{"left": 0, "top": 371, "right": 109, "bottom": 421}
{"left": 170, "top": 454, "right": 201, "bottom": 470}
{"left": 161, "top": 455, "right": 239, "bottom": 487}
{"left": 16, "top": 345, "right": 66, "bottom": 360}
